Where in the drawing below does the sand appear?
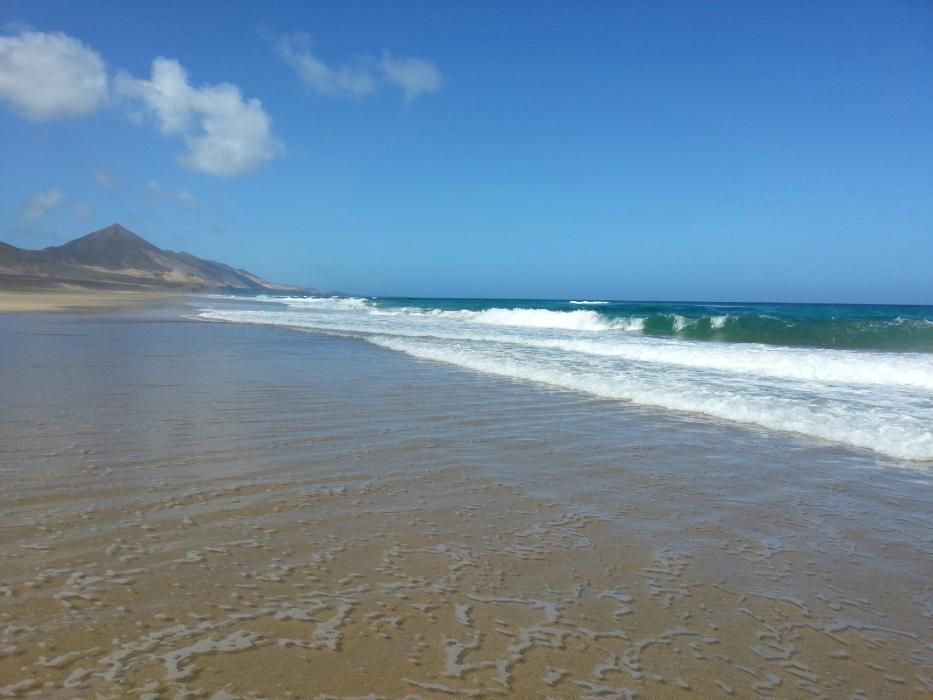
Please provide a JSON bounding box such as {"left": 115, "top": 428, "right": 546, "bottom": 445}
{"left": 0, "top": 289, "right": 186, "bottom": 313}
{"left": 0, "top": 310, "right": 930, "bottom": 698}
{"left": 2, "top": 467, "right": 930, "bottom": 698}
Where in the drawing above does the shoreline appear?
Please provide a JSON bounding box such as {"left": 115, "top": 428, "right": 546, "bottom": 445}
{"left": 0, "top": 288, "right": 191, "bottom": 313}
{"left": 199, "top": 295, "right": 933, "bottom": 463}
{"left": 1, "top": 309, "right": 931, "bottom": 697}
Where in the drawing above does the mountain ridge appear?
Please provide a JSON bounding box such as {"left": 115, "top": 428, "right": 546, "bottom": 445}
{"left": 0, "top": 224, "right": 309, "bottom": 293}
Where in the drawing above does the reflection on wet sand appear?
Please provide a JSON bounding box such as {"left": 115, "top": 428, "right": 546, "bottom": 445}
{"left": 0, "top": 311, "right": 930, "bottom": 698}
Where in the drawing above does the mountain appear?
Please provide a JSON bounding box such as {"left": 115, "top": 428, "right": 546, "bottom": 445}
{"left": 0, "top": 224, "right": 308, "bottom": 293}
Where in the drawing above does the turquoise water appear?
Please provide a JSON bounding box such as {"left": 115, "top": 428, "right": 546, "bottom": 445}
{"left": 199, "top": 295, "right": 933, "bottom": 461}
{"left": 374, "top": 298, "right": 933, "bottom": 352}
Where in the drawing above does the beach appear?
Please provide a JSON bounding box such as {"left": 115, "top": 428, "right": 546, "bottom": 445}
{"left": 1, "top": 304, "right": 931, "bottom": 698}
{"left": 0, "top": 289, "right": 186, "bottom": 313}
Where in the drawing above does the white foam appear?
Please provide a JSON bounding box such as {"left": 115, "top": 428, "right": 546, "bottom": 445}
{"left": 199, "top": 307, "right": 933, "bottom": 391}
{"left": 509, "top": 337, "right": 933, "bottom": 391}
{"left": 470, "top": 308, "right": 613, "bottom": 331}
{"left": 408, "top": 306, "right": 646, "bottom": 333}
{"left": 197, "top": 301, "right": 933, "bottom": 462}
{"left": 282, "top": 296, "right": 373, "bottom": 310}
{"left": 570, "top": 300, "right": 610, "bottom": 305}
{"left": 710, "top": 315, "right": 729, "bottom": 329}
{"left": 369, "top": 336, "right": 933, "bottom": 462}
{"left": 613, "top": 317, "right": 646, "bottom": 332}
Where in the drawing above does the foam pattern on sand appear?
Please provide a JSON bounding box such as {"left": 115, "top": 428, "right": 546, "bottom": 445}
{"left": 1, "top": 469, "right": 931, "bottom": 698}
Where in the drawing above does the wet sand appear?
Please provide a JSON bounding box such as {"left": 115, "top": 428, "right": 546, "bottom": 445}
{"left": 0, "top": 289, "right": 186, "bottom": 313}
{"left": 0, "top": 310, "right": 931, "bottom": 698}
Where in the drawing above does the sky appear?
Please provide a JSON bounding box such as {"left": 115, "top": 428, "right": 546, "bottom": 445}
{"left": 1, "top": 1, "right": 931, "bottom": 303}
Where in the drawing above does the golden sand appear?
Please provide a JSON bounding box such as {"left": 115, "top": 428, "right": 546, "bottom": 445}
{"left": 0, "top": 289, "right": 186, "bottom": 313}
{"left": 1, "top": 467, "right": 929, "bottom": 698}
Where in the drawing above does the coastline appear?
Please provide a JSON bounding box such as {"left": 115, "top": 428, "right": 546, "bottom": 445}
{"left": 0, "top": 308, "right": 931, "bottom": 697}
{"left": 0, "top": 288, "right": 190, "bottom": 313}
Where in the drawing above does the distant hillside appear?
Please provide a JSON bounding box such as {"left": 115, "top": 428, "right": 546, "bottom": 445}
{"left": 0, "top": 224, "right": 309, "bottom": 293}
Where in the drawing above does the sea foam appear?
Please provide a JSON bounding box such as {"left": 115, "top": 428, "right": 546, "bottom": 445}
{"left": 369, "top": 335, "right": 933, "bottom": 462}
{"left": 469, "top": 308, "right": 613, "bottom": 331}
{"left": 198, "top": 298, "right": 933, "bottom": 463}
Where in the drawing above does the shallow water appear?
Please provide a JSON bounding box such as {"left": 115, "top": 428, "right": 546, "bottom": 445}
{"left": 0, "top": 309, "right": 931, "bottom": 697}
{"left": 198, "top": 296, "right": 933, "bottom": 462}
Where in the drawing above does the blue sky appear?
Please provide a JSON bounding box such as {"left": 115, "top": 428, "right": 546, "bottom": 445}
{"left": 1, "top": 1, "right": 931, "bottom": 303}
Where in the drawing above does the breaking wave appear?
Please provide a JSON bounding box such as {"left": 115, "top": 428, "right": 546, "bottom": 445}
{"left": 196, "top": 296, "right": 933, "bottom": 463}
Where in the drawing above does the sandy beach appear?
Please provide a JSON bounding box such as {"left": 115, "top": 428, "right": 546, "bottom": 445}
{"left": 3, "top": 1, "right": 930, "bottom": 696}
{"left": 0, "top": 306, "right": 930, "bottom": 698}
{"left": 0, "top": 289, "right": 187, "bottom": 313}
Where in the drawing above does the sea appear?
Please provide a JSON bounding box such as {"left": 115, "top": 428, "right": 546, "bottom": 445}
{"left": 197, "top": 295, "right": 933, "bottom": 464}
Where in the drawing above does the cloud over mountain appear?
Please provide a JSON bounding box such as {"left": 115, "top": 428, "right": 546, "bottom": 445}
{"left": 0, "top": 30, "right": 108, "bottom": 120}
{"left": 1, "top": 26, "right": 441, "bottom": 184}
{"left": 276, "top": 34, "right": 377, "bottom": 98}
{"left": 276, "top": 33, "right": 443, "bottom": 102}
{"left": 0, "top": 28, "right": 282, "bottom": 178}
{"left": 380, "top": 53, "right": 444, "bottom": 101}
{"left": 92, "top": 169, "right": 120, "bottom": 191}
{"left": 18, "top": 189, "right": 63, "bottom": 220}
{"left": 146, "top": 179, "right": 199, "bottom": 209}
{"left": 116, "top": 58, "right": 283, "bottom": 177}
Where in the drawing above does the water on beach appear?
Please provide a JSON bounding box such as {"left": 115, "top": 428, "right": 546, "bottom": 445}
{"left": 199, "top": 296, "right": 933, "bottom": 463}
{"left": 1, "top": 307, "right": 931, "bottom": 698}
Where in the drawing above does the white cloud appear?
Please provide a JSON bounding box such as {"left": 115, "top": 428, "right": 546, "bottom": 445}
{"left": 146, "top": 179, "right": 199, "bottom": 209}
{"left": 276, "top": 34, "right": 376, "bottom": 98}
{"left": 380, "top": 54, "right": 443, "bottom": 101}
{"left": 176, "top": 190, "right": 199, "bottom": 209}
{"left": 18, "top": 189, "right": 63, "bottom": 220}
{"left": 0, "top": 30, "right": 108, "bottom": 120}
{"left": 117, "top": 58, "right": 282, "bottom": 177}
{"left": 92, "top": 168, "right": 119, "bottom": 191}
{"left": 275, "top": 33, "right": 442, "bottom": 102}
{"left": 73, "top": 201, "right": 93, "bottom": 219}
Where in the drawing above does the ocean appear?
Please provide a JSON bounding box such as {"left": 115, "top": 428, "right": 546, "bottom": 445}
{"left": 198, "top": 295, "right": 933, "bottom": 463}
